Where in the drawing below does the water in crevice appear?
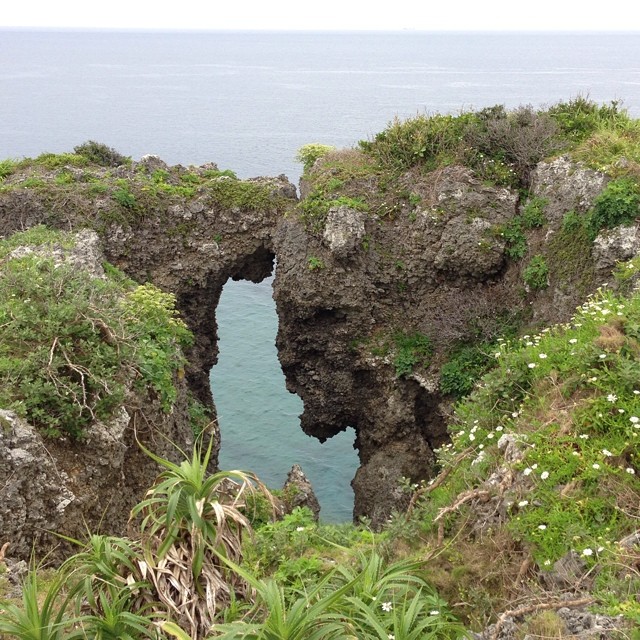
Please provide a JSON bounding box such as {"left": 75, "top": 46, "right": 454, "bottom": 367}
{"left": 210, "top": 277, "right": 358, "bottom": 522}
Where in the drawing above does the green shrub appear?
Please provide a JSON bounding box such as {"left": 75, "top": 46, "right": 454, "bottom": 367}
{"left": 0, "top": 159, "right": 17, "bottom": 181}
{"left": 586, "top": 177, "right": 640, "bottom": 239}
{"left": 522, "top": 254, "right": 549, "bottom": 290}
{"left": 393, "top": 332, "right": 433, "bottom": 377}
{"left": 547, "top": 96, "right": 627, "bottom": 142}
{"left": 440, "top": 344, "right": 496, "bottom": 399}
{"left": 500, "top": 217, "right": 528, "bottom": 260}
{"left": 295, "top": 143, "right": 335, "bottom": 173}
{"left": 521, "top": 196, "right": 548, "bottom": 228}
{"left": 0, "top": 231, "right": 192, "bottom": 438}
{"left": 34, "top": 152, "right": 88, "bottom": 169}
{"left": 360, "top": 112, "right": 472, "bottom": 171}
{"left": 113, "top": 186, "right": 137, "bottom": 209}
{"left": 307, "top": 256, "right": 325, "bottom": 271}
{"left": 73, "top": 140, "right": 130, "bottom": 167}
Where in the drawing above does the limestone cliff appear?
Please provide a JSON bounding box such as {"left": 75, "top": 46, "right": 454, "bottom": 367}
{"left": 0, "top": 142, "right": 630, "bottom": 532}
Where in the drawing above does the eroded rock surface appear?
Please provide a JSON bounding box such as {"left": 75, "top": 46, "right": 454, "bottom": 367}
{"left": 0, "top": 155, "right": 623, "bottom": 531}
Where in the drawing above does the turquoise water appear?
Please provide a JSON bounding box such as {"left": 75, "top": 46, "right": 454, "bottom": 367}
{"left": 211, "top": 278, "right": 358, "bottom": 522}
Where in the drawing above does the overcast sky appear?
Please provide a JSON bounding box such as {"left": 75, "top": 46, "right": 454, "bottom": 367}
{"left": 1, "top": 0, "right": 639, "bottom": 31}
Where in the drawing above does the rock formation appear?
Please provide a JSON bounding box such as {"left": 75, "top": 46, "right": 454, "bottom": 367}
{"left": 0, "top": 150, "right": 625, "bottom": 536}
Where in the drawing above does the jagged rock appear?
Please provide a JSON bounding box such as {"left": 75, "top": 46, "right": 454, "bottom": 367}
{"left": 530, "top": 155, "right": 609, "bottom": 221}
{"left": 8, "top": 228, "right": 106, "bottom": 279}
{"left": 135, "top": 154, "right": 169, "bottom": 173}
{"left": 282, "top": 464, "right": 321, "bottom": 521}
{"left": 322, "top": 205, "right": 366, "bottom": 258}
{"left": 593, "top": 224, "right": 640, "bottom": 273}
{"left": 497, "top": 433, "right": 527, "bottom": 464}
{"left": 541, "top": 551, "right": 589, "bottom": 590}
{"left": 434, "top": 215, "right": 506, "bottom": 279}
{"left": 557, "top": 608, "right": 627, "bottom": 639}
{"left": 0, "top": 154, "right": 619, "bottom": 530}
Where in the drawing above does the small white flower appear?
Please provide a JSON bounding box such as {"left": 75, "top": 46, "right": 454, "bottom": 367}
{"left": 634, "top": 390, "right": 640, "bottom": 395}
{"left": 528, "top": 363, "right": 536, "bottom": 369}
{"left": 579, "top": 434, "right": 589, "bottom": 439}
{"left": 382, "top": 602, "right": 392, "bottom": 612}
{"left": 599, "top": 354, "right": 607, "bottom": 359}
{"left": 606, "top": 393, "right": 617, "bottom": 403}
{"left": 469, "top": 434, "right": 475, "bottom": 441}
{"left": 626, "top": 467, "right": 636, "bottom": 475}
{"left": 511, "top": 411, "right": 519, "bottom": 418}
{"left": 523, "top": 468, "right": 532, "bottom": 476}
{"left": 569, "top": 338, "right": 578, "bottom": 344}
{"left": 389, "top": 635, "right": 395, "bottom": 640}
{"left": 572, "top": 451, "right": 580, "bottom": 456}
{"left": 582, "top": 548, "right": 593, "bottom": 556}
{"left": 296, "top": 526, "right": 305, "bottom": 532}
{"left": 538, "top": 524, "right": 547, "bottom": 530}
{"left": 518, "top": 500, "right": 529, "bottom": 507}
{"left": 602, "top": 449, "right": 613, "bottom": 457}
{"left": 496, "top": 425, "right": 504, "bottom": 431}
{"left": 543, "top": 559, "right": 551, "bottom": 566}
{"left": 540, "top": 471, "right": 549, "bottom": 480}
{"left": 429, "top": 610, "right": 440, "bottom": 616}
{"left": 630, "top": 416, "right": 639, "bottom": 424}
{"left": 592, "top": 463, "right": 601, "bottom": 470}
{"left": 487, "top": 433, "right": 494, "bottom": 439}
{"left": 539, "top": 353, "right": 548, "bottom": 359}
{"left": 532, "top": 464, "right": 538, "bottom": 470}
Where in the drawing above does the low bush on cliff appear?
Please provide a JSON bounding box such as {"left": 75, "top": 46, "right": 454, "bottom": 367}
{"left": 0, "top": 228, "right": 191, "bottom": 438}
{"left": 73, "top": 140, "right": 130, "bottom": 167}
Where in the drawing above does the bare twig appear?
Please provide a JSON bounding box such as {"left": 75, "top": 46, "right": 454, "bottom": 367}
{"left": 490, "top": 596, "right": 595, "bottom": 640}
{"left": 434, "top": 488, "right": 491, "bottom": 523}
{"left": 406, "top": 446, "right": 474, "bottom": 515}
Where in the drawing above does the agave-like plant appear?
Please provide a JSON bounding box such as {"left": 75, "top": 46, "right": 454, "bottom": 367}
{"left": 0, "top": 567, "right": 81, "bottom": 640}
{"left": 195, "top": 553, "right": 359, "bottom": 640}
{"left": 131, "top": 432, "right": 275, "bottom": 638}
{"left": 342, "top": 588, "right": 468, "bottom": 640}
{"left": 329, "top": 549, "right": 429, "bottom": 602}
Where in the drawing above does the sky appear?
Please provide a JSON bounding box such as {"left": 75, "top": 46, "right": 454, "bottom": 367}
{"left": 1, "top": 0, "right": 639, "bottom": 31}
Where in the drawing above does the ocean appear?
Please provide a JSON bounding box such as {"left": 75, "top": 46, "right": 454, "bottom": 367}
{"left": 1, "top": 29, "right": 639, "bottom": 521}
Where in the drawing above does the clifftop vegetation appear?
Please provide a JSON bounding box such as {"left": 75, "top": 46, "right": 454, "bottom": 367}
{"left": 298, "top": 96, "right": 640, "bottom": 230}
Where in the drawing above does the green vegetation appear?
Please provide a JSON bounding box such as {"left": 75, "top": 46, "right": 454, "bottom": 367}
{"left": 522, "top": 254, "right": 549, "bottom": 291}
{"left": 297, "top": 98, "right": 640, "bottom": 237}
{"left": 586, "top": 177, "right": 640, "bottom": 239}
{"left": 402, "top": 272, "right": 640, "bottom": 626}
{"left": 393, "top": 331, "right": 433, "bottom": 378}
{"left": 0, "top": 228, "right": 191, "bottom": 438}
{"left": 73, "top": 140, "right": 130, "bottom": 167}
{"left": 0, "top": 439, "right": 466, "bottom": 640}
{"left": 439, "top": 343, "right": 497, "bottom": 399}
{"left": 307, "top": 256, "right": 325, "bottom": 271}
{"left": 0, "top": 159, "right": 17, "bottom": 181}
{"left": 295, "top": 143, "right": 335, "bottom": 172}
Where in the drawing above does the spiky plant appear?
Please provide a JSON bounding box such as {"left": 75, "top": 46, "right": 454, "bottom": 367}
{"left": 0, "top": 568, "right": 82, "bottom": 640}
{"left": 130, "top": 433, "right": 274, "bottom": 637}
